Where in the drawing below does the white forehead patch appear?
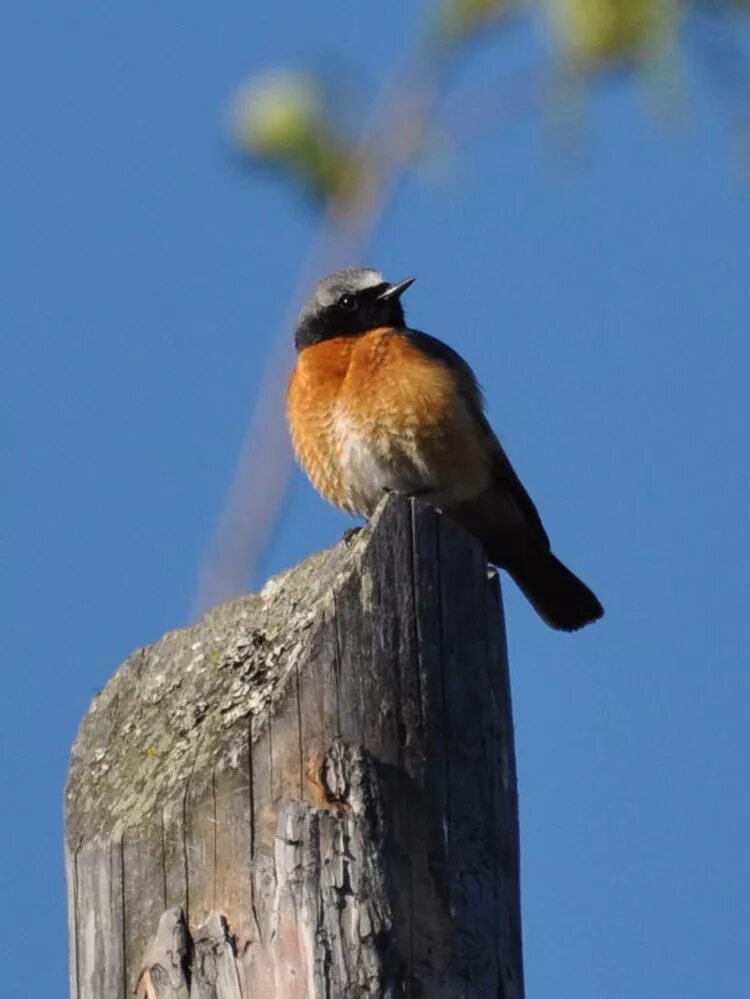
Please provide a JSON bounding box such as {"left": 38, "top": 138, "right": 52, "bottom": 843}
{"left": 314, "top": 268, "right": 385, "bottom": 308}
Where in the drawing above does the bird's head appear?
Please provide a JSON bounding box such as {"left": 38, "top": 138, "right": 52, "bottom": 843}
{"left": 294, "top": 268, "right": 415, "bottom": 351}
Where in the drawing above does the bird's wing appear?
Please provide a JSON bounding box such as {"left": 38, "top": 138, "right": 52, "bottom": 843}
{"left": 403, "top": 329, "right": 550, "bottom": 549}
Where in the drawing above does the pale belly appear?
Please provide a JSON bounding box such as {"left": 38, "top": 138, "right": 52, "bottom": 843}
{"left": 287, "top": 328, "right": 492, "bottom": 519}
{"left": 334, "top": 411, "right": 487, "bottom": 517}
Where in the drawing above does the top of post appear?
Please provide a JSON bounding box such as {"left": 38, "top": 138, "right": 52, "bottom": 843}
{"left": 65, "top": 496, "right": 493, "bottom": 847}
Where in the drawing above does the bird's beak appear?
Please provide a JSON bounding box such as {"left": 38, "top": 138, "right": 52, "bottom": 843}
{"left": 377, "top": 277, "right": 416, "bottom": 301}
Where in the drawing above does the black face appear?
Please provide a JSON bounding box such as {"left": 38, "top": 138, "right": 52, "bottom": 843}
{"left": 295, "top": 282, "right": 408, "bottom": 352}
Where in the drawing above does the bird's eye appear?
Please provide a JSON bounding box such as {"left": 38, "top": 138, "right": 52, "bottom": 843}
{"left": 338, "top": 294, "right": 357, "bottom": 311}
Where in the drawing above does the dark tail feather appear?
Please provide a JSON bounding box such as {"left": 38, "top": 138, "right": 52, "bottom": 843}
{"left": 507, "top": 550, "right": 604, "bottom": 632}
{"left": 448, "top": 489, "right": 603, "bottom": 631}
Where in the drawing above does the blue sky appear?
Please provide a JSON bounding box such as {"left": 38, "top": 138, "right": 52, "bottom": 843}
{"left": 3, "top": 3, "right": 749, "bottom": 996}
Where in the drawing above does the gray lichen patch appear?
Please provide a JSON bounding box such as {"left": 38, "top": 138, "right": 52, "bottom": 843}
{"left": 66, "top": 496, "right": 525, "bottom": 999}
{"left": 66, "top": 516, "right": 377, "bottom": 846}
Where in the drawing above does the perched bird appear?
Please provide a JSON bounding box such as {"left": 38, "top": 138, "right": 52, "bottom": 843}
{"left": 287, "top": 267, "right": 603, "bottom": 631}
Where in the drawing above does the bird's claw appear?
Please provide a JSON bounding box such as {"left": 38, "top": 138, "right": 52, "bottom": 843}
{"left": 342, "top": 526, "right": 364, "bottom": 547}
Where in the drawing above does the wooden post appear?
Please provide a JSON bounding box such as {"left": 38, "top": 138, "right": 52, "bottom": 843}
{"left": 65, "top": 496, "right": 524, "bottom": 998}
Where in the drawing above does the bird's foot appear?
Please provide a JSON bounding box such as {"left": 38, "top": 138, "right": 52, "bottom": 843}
{"left": 382, "top": 485, "right": 436, "bottom": 499}
{"left": 342, "top": 526, "right": 364, "bottom": 548}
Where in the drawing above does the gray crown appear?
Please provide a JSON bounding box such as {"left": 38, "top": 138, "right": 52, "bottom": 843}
{"left": 298, "top": 268, "right": 384, "bottom": 322}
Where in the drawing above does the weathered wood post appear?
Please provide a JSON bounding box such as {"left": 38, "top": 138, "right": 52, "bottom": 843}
{"left": 66, "top": 496, "right": 524, "bottom": 998}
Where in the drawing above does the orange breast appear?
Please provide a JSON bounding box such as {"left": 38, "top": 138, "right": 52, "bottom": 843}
{"left": 287, "top": 328, "right": 489, "bottom": 516}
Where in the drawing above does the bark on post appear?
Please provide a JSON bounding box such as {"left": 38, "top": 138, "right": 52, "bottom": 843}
{"left": 65, "top": 496, "right": 524, "bottom": 998}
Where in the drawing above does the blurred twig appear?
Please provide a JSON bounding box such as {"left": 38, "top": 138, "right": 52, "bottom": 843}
{"left": 194, "top": 0, "right": 750, "bottom": 614}
{"left": 193, "top": 55, "right": 442, "bottom": 613}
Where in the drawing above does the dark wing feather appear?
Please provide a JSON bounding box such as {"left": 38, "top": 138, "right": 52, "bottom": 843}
{"left": 403, "top": 329, "right": 550, "bottom": 549}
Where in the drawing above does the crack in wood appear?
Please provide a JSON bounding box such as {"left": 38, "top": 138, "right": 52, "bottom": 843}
{"left": 66, "top": 496, "right": 524, "bottom": 998}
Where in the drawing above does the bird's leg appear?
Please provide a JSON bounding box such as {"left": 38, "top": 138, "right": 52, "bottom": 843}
{"left": 382, "top": 484, "right": 435, "bottom": 499}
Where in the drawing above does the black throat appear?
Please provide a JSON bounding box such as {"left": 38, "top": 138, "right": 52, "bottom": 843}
{"left": 295, "top": 283, "right": 406, "bottom": 351}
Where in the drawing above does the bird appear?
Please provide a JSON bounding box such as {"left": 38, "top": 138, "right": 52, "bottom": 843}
{"left": 287, "top": 267, "right": 603, "bottom": 631}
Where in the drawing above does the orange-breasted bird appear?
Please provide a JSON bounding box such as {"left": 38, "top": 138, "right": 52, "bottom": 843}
{"left": 287, "top": 268, "right": 603, "bottom": 631}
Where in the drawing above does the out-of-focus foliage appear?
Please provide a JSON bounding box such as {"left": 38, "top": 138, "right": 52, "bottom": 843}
{"left": 226, "top": 1, "right": 750, "bottom": 208}
{"left": 545, "top": 0, "right": 679, "bottom": 70}
{"left": 228, "top": 70, "right": 367, "bottom": 207}
{"left": 432, "top": 0, "right": 519, "bottom": 46}
{"left": 206, "top": 0, "right": 750, "bottom": 604}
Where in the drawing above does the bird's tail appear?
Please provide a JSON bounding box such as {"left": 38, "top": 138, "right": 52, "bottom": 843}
{"left": 506, "top": 549, "right": 603, "bottom": 632}
{"left": 450, "top": 487, "right": 603, "bottom": 631}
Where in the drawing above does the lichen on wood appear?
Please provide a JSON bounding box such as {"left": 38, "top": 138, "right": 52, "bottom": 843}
{"left": 66, "top": 496, "right": 524, "bottom": 998}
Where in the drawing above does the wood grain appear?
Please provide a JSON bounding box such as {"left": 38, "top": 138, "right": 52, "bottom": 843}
{"left": 66, "top": 496, "right": 524, "bottom": 998}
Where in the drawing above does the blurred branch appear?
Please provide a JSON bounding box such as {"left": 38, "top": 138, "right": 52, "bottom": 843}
{"left": 194, "top": 0, "right": 750, "bottom": 614}
{"left": 193, "top": 56, "right": 443, "bottom": 613}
